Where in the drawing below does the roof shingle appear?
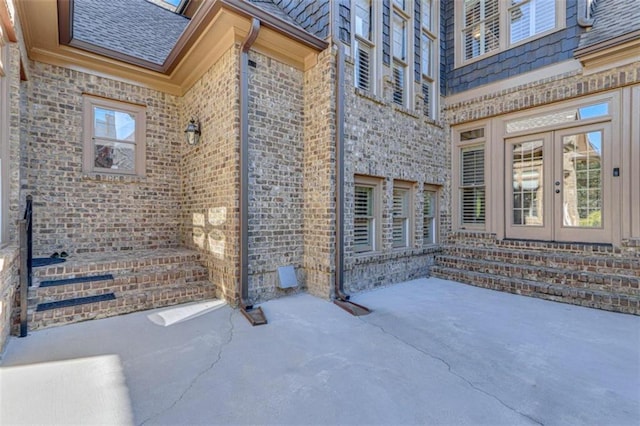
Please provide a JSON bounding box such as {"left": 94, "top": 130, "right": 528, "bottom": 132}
{"left": 72, "top": 0, "right": 189, "bottom": 66}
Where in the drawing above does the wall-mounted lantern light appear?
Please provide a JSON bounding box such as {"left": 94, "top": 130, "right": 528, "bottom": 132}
{"left": 185, "top": 117, "right": 201, "bottom": 146}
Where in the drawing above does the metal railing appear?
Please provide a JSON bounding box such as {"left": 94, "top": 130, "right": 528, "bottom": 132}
{"left": 18, "top": 195, "right": 32, "bottom": 337}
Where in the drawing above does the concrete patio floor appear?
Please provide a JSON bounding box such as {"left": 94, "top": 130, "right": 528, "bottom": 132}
{"left": 1, "top": 277, "right": 639, "bottom": 425}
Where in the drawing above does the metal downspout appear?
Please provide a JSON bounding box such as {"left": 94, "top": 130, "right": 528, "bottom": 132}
{"left": 332, "top": 36, "right": 348, "bottom": 301}
{"left": 240, "top": 18, "right": 260, "bottom": 307}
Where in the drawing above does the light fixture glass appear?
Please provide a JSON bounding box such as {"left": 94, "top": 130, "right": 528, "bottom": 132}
{"left": 185, "top": 117, "right": 201, "bottom": 146}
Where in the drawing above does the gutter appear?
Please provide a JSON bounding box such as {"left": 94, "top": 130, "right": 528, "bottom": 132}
{"left": 330, "top": 29, "right": 370, "bottom": 316}
{"left": 238, "top": 17, "right": 266, "bottom": 326}
{"left": 332, "top": 35, "right": 348, "bottom": 302}
{"left": 577, "top": 0, "right": 595, "bottom": 28}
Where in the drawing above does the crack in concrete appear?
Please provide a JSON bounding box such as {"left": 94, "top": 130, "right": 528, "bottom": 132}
{"left": 358, "top": 316, "right": 544, "bottom": 426}
{"left": 138, "top": 310, "right": 236, "bottom": 426}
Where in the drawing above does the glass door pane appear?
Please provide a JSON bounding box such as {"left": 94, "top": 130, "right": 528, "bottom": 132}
{"left": 505, "top": 133, "right": 552, "bottom": 241}
{"left": 512, "top": 139, "right": 544, "bottom": 226}
{"left": 561, "top": 130, "right": 603, "bottom": 228}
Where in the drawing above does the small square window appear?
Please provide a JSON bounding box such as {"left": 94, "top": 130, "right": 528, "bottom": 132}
{"left": 83, "top": 95, "right": 146, "bottom": 176}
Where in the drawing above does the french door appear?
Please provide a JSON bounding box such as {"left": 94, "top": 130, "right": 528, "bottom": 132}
{"left": 505, "top": 123, "right": 612, "bottom": 243}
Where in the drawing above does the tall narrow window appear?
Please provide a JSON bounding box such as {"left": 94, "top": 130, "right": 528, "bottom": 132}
{"left": 354, "top": 176, "right": 381, "bottom": 253}
{"left": 354, "top": 0, "right": 375, "bottom": 92}
{"left": 392, "top": 1, "right": 410, "bottom": 106}
{"left": 354, "top": 185, "right": 374, "bottom": 252}
{"left": 421, "top": 0, "right": 438, "bottom": 118}
{"left": 392, "top": 181, "right": 414, "bottom": 248}
{"left": 460, "top": 145, "right": 486, "bottom": 226}
{"left": 423, "top": 187, "right": 438, "bottom": 244}
{"left": 83, "top": 96, "right": 146, "bottom": 176}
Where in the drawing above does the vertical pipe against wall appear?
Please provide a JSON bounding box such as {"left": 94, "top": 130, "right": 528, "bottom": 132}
{"left": 333, "top": 37, "right": 348, "bottom": 300}
{"left": 239, "top": 18, "right": 261, "bottom": 305}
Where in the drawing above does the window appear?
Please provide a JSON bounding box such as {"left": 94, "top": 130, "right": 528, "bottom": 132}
{"left": 392, "top": 0, "right": 410, "bottom": 106}
{"left": 83, "top": 96, "right": 146, "bottom": 176}
{"left": 460, "top": 145, "right": 486, "bottom": 226}
{"left": 457, "top": 0, "right": 565, "bottom": 65}
{"left": 354, "top": 176, "right": 381, "bottom": 253}
{"left": 423, "top": 187, "right": 438, "bottom": 244}
{"left": 421, "top": 0, "right": 438, "bottom": 118}
{"left": 353, "top": 0, "right": 375, "bottom": 92}
{"left": 392, "top": 181, "right": 413, "bottom": 248}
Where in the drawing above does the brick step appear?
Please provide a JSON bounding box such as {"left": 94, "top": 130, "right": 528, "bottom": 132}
{"left": 28, "top": 280, "right": 217, "bottom": 331}
{"left": 31, "top": 248, "right": 202, "bottom": 281}
{"left": 435, "top": 255, "right": 640, "bottom": 296}
{"left": 444, "top": 233, "right": 639, "bottom": 257}
{"left": 440, "top": 245, "right": 640, "bottom": 277}
{"left": 431, "top": 266, "right": 640, "bottom": 315}
{"left": 28, "top": 264, "right": 209, "bottom": 306}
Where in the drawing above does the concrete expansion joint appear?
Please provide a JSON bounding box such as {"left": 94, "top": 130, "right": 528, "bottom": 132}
{"left": 138, "top": 310, "right": 236, "bottom": 426}
{"left": 357, "top": 317, "right": 544, "bottom": 426}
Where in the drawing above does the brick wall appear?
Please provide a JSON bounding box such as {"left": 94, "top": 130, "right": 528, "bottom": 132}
{"left": 25, "top": 62, "right": 183, "bottom": 256}
{"left": 1, "top": 247, "right": 19, "bottom": 353}
{"left": 342, "top": 54, "right": 450, "bottom": 293}
{"left": 1, "top": 40, "right": 22, "bottom": 353}
{"left": 180, "top": 45, "right": 239, "bottom": 303}
{"left": 246, "top": 51, "right": 305, "bottom": 301}
{"left": 302, "top": 48, "right": 336, "bottom": 299}
{"left": 445, "top": 62, "right": 640, "bottom": 125}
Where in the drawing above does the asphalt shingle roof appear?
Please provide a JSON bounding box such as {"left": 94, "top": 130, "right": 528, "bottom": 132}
{"left": 578, "top": 0, "right": 640, "bottom": 49}
{"left": 72, "top": 0, "right": 189, "bottom": 66}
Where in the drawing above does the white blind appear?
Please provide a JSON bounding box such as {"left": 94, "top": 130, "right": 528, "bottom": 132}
{"left": 422, "top": 81, "right": 432, "bottom": 118}
{"left": 423, "top": 190, "right": 435, "bottom": 242}
{"left": 510, "top": 0, "right": 556, "bottom": 44}
{"left": 463, "top": 0, "right": 500, "bottom": 60}
{"left": 393, "top": 64, "right": 405, "bottom": 105}
{"left": 461, "top": 146, "right": 486, "bottom": 225}
{"left": 355, "top": 41, "right": 373, "bottom": 91}
{"left": 354, "top": 186, "right": 373, "bottom": 251}
{"left": 392, "top": 188, "right": 408, "bottom": 247}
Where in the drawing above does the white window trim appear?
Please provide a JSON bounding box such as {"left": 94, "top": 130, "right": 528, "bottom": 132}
{"left": 392, "top": 180, "right": 414, "bottom": 248}
{"left": 453, "top": 124, "right": 489, "bottom": 231}
{"left": 354, "top": 175, "right": 383, "bottom": 253}
{"left": 421, "top": 0, "right": 439, "bottom": 119}
{"left": 423, "top": 184, "right": 439, "bottom": 245}
{"left": 351, "top": 0, "right": 383, "bottom": 96}
{"left": 454, "top": 0, "right": 566, "bottom": 68}
{"left": 83, "top": 95, "right": 146, "bottom": 177}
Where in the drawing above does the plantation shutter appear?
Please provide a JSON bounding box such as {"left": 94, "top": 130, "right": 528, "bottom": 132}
{"left": 355, "top": 42, "right": 372, "bottom": 91}
{"left": 461, "top": 146, "right": 486, "bottom": 225}
{"left": 463, "top": 0, "right": 500, "bottom": 60}
{"left": 354, "top": 186, "right": 373, "bottom": 251}
{"left": 423, "top": 190, "right": 435, "bottom": 242}
{"left": 392, "top": 188, "right": 408, "bottom": 247}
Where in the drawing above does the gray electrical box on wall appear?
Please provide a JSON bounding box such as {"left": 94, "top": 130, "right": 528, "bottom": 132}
{"left": 277, "top": 266, "right": 298, "bottom": 289}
